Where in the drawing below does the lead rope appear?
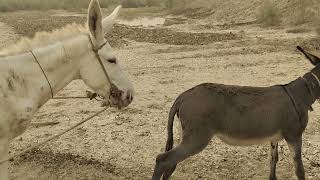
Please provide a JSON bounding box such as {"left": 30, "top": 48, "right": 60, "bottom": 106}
{"left": 88, "top": 37, "right": 124, "bottom": 100}
{"left": 0, "top": 40, "right": 116, "bottom": 165}
{"left": 89, "top": 38, "right": 113, "bottom": 84}
{"left": 30, "top": 51, "right": 54, "bottom": 98}
{"left": 0, "top": 38, "right": 123, "bottom": 164}
{"left": 311, "top": 72, "right": 320, "bottom": 104}
{"left": 282, "top": 85, "right": 302, "bottom": 123}
{"left": 311, "top": 72, "right": 320, "bottom": 87}
{"left": 0, "top": 107, "right": 108, "bottom": 165}
{"left": 52, "top": 90, "right": 104, "bottom": 101}
{"left": 301, "top": 77, "right": 315, "bottom": 111}
{"left": 30, "top": 39, "right": 114, "bottom": 101}
{"left": 30, "top": 45, "right": 106, "bottom": 101}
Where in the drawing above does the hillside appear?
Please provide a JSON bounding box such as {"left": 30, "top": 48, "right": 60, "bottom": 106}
{"left": 169, "top": 0, "right": 320, "bottom": 25}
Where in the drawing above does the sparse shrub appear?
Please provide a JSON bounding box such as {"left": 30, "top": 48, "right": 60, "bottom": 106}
{"left": 165, "top": 0, "right": 174, "bottom": 9}
{"left": 164, "top": 0, "right": 188, "bottom": 9}
{"left": 121, "top": 0, "right": 146, "bottom": 8}
{"left": 294, "top": 0, "right": 308, "bottom": 24}
{"left": 0, "top": 0, "right": 117, "bottom": 11}
{"left": 316, "top": 24, "right": 320, "bottom": 36}
{"left": 145, "top": 0, "right": 162, "bottom": 7}
{"left": 121, "top": 0, "right": 164, "bottom": 8}
{"left": 256, "top": 0, "right": 281, "bottom": 27}
{"left": 292, "top": 0, "right": 312, "bottom": 25}
{"left": 312, "top": 1, "right": 320, "bottom": 35}
{"left": 286, "top": 28, "right": 311, "bottom": 34}
{"left": 0, "top": 0, "right": 166, "bottom": 11}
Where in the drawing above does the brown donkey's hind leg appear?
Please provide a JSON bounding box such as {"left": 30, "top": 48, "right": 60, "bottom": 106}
{"left": 162, "top": 165, "right": 177, "bottom": 180}
{"left": 151, "top": 130, "right": 212, "bottom": 180}
{"left": 286, "top": 136, "right": 305, "bottom": 180}
{"left": 269, "top": 142, "right": 279, "bottom": 180}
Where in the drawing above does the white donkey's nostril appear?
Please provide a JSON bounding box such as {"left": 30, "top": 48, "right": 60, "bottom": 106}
{"left": 126, "top": 90, "right": 133, "bottom": 102}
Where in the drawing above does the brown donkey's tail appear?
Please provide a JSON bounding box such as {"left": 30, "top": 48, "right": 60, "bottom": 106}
{"left": 165, "top": 98, "right": 180, "bottom": 152}
{"left": 161, "top": 98, "right": 181, "bottom": 179}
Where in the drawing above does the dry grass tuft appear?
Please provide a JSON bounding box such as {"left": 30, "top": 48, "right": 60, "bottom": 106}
{"left": 316, "top": 24, "right": 320, "bottom": 36}
{"left": 256, "top": 0, "right": 281, "bottom": 27}
{"left": 290, "top": 0, "right": 312, "bottom": 25}
{"left": 0, "top": 0, "right": 115, "bottom": 11}
{"left": 164, "top": 0, "right": 185, "bottom": 9}
{"left": 286, "top": 27, "right": 311, "bottom": 34}
{"left": 0, "top": 0, "right": 165, "bottom": 11}
{"left": 313, "top": 9, "right": 320, "bottom": 36}
{"left": 121, "top": 0, "right": 163, "bottom": 8}
{"left": 121, "top": 0, "right": 146, "bottom": 8}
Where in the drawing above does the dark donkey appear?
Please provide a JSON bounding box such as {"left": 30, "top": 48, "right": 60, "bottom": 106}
{"left": 152, "top": 46, "right": 320, "bottom": 180}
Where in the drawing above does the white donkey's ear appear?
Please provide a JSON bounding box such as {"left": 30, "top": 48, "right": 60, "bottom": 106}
{"left": 88, "top": 0, "right": 104, "bottom": 43}
{"left": 102, "top": 5, "right": 122, "bottom": 33}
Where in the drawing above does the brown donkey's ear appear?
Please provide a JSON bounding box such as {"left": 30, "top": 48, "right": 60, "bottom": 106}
{"left": 297, "top": 46, "right": 320, "bottom": 66}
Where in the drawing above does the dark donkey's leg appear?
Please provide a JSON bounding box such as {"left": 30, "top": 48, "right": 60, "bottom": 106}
{"left": 162, "top": 165, "right": 177, "bottom": 180}
{"left": 286, "top": 136, "right": 305, "bottom": 180}
{"left": 151, "top": 129, "right": 212, "bottom": 180}
{"left": 269, "top": 142, "right": 279, "bottom": 180}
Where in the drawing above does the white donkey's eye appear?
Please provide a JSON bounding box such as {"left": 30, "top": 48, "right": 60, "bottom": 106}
{"left": 107, "top": 58, "right": 117, "bottom": 64}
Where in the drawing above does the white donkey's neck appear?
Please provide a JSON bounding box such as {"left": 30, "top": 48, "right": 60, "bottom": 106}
{"left": 33, "top": 35, "right": 91, "bottom": 103}
{"left": 0, "top": 35, "right": 91, "bottom": 108}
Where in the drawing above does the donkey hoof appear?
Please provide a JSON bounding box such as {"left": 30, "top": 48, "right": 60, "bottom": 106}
{"left": 269, "top": 176, "right": 277, "bottom": 180}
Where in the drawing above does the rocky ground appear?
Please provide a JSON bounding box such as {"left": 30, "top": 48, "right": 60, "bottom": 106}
{"left": 0, "top": 7, "right": 320, "bottom": 180}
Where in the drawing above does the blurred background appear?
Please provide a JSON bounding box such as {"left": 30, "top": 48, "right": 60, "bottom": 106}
{"left": 0, "top": 0, "right": 319, "bottom": 26}
{"left": 2, "top": 1, "right": 320, "bottom": 180}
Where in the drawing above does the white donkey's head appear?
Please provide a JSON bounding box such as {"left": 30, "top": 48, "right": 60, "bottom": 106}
{"left": 80, "top": 0, "right": 133, "bottom": 108}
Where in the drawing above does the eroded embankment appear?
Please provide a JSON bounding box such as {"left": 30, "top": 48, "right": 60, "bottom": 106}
{"left": 0, "top": 11, "right": 241, "bottom": 48}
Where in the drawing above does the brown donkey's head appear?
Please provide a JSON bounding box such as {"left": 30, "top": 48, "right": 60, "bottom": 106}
{"left": 297, "top": 46, "right": 320, "bottom": 99}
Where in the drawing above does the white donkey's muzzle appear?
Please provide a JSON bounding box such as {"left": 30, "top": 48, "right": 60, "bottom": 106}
{"left": 108, "top": 84, "right": 134, "bottom": 109}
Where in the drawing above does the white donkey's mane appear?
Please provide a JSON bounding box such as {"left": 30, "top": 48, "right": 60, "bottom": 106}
{"left": 0, "top": 23, "right": 88, "bottom": 56}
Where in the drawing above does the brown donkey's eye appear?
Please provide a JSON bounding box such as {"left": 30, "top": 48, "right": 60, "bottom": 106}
{"left": 107, "top": 58, "right": 117, "bottom": 64}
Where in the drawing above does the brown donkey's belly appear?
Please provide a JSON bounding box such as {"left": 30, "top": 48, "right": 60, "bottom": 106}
{"left": 216, "top": 132, "right": 283, "bottom": 146}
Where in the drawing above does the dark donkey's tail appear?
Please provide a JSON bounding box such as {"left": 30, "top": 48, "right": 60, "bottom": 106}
{"left": 165, "top": 97, "right": 180, "bottom": 152}
{"left": 161, "top": 98, "right": 181, "bottom": 179}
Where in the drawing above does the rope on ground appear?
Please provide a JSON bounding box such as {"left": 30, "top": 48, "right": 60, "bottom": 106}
{"left": 52, "top": 96, "right": 91, "bottom": 99}
{"left": 52, "top": 90, "right": 101, "bottom": 100}
{"left": 0, "top": 107, "right": 108, "bottom": 165}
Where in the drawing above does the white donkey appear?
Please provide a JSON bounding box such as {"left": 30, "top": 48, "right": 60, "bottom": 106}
{"left": 0, "top": 0, "right": 134, "bottom": 179}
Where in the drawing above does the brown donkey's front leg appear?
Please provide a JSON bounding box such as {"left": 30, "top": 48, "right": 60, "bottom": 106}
{"left": 269, "top": 142, "right": 279, "bottom": 180}
{"left": 286, "top": 136, "right": 305, "bottom": 180}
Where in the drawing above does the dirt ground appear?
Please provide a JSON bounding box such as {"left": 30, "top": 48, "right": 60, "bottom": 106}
{"left": 1, "top": 7, "right": 320, "bottom": 180}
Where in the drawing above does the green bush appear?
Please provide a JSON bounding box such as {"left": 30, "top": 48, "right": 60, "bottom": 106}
{"left": 256, "top": 0, "right": 281, "bottom": 26}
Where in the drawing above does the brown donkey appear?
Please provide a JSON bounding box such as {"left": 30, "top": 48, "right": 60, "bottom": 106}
{"left": 152, "top": 46, "right": 320, "bottom": 180}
